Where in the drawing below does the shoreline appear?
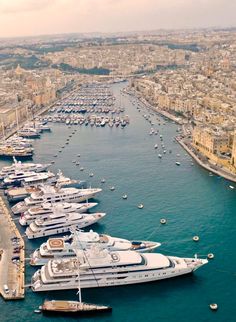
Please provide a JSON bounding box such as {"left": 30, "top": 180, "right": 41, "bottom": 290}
{"left": 177, "top": 137, "right": 236, "bottom": 184}
{"left": 124, "top": 86, "right": 236, "bottom": 185}
{"left": 0, "top": 194, "right": 25, "bottom": 300}
{"left": 123, "top": 87, "right": 183, "bottom": 125}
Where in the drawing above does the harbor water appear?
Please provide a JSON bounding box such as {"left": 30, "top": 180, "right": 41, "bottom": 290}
{"left": 0, "top": 83, "right": 235, "bottom": 322}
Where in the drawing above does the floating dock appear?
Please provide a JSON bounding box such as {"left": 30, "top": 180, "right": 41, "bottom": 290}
{"left": 0, "top": 195, "right": 25, "bottom": 300}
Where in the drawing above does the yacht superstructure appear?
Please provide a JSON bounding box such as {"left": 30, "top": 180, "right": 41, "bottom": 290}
{"left": 11, "top": 185, "right": 102, "bottom": 214}
{"left": 30, "top": 230, "right": 161, "bottom": 266}
{"left": 0, "top": 158, "right": 50, "bottom": 180}
{"left": 26, "top": 212, "right": 106, "bottom": 239}
{"left": 19, "top": 202, "right": 98, "bottom": 226}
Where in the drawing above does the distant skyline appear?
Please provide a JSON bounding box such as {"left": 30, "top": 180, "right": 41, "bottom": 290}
{"left": 0, "top": 0, "right": 236, "bottom": 38}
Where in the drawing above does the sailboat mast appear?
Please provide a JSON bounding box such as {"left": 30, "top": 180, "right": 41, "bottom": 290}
{"left": 72, "top": 230, "right": 82, "bottom": 303}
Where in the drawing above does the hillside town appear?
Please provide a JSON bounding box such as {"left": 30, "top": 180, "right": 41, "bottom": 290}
{"left": 0, "top": 28, "right": 236, "bottom": 176}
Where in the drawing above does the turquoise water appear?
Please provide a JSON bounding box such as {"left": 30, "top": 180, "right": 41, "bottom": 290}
{"left": 0, "top": 83, "right": 235, "bottom": 322}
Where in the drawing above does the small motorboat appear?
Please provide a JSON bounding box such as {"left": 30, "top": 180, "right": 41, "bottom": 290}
{"left": 175, "top": 161, "right": 180, "bottom": 166}
{"left": 138, "top": 204, "right": 144, "bottom": 209}
{"left": 122, "top": 194, "right": 127, "bottom": 199}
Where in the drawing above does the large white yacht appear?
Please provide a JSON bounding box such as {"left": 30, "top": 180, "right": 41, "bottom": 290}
{"left": 19, "top": 202, "right": 98, "bottom": 226}
{"left": 11, "top": 185, "right": 102, "bottom": 214}
{"left": 26, "top": 212, "right": 106, "bottom": 239}
{"left": 2, "top": 171, "right": 55, "bottom": 188}
{"left": 5, "top": 135, "right": 33, "bottom": 148}
{"left": 18, "top": 127, "right": 41, "bottom": 138}
{"left": 0, "top": 158, "right": 50, "bottom": 180}
{"left": 31, "top": 248, "right": 208, "bottom": 291}
{"left": 30, "top": 230, "right": 161, "bottom": 266}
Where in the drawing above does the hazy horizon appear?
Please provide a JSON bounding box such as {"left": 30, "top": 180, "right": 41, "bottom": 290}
{"left": 0, "top": 0, "right": 236, "bottom": 38}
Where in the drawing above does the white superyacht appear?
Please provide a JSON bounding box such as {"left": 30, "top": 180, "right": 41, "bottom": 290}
{"left": 0, "top": 157, "right": 50, "bottom": 180}
{"left": 31, "top": 247, "right": 208, "bottom": 291}
{"left": 11, "top": 185, "right": 102, "bottom": 214}
{"left": 30, "top": 229, "right": 161, "bottom": 266}
{"left": 26, "top": 212, "right": 106, "bottom": 239}
{"left": 19, "top": 202, "right": 97, "bottom": 226}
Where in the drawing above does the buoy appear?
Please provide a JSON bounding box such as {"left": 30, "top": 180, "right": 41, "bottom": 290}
{"left": 89, "top": 173, "right": 94, "bottom": 177}
{"left": 58, "top": 150, "right": 62, "bottom": 153}
{"left": 80, "top": 167, "right": 84, "bottom": 171}
{"left": 122, "top": 195, "right": 128, "bottom": 199}
{"left": 160, "top": 218, "right": 167, "bottom": 224}
{"left": 101, "top": 178, "right": 106, "bottom": 183}
{"left": 138, "top": 204, "right": 144, "bottom": 209}
{"left": 193, "top": 236, "right": 200, "bottom": 242}
{"left": 110, "top": 186, "right": 115, "bottom": 191}
{"left": 208, "top": 253, "right": 214, "bottom": 259}
{"left": 54, "top": 154, "right": 57, "bottom": 157}
{"left": 209, "top": 303, "right": 218, "bottom": 311}
{"left": 77, "top": 154, "right": 81, "bottom": 157}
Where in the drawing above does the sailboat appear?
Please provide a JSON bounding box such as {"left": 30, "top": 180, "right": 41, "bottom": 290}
{"left": 39, "top": 230, "right": 112, "bottom": 315}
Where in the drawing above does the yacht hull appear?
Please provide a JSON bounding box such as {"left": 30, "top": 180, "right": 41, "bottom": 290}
{"left": 32, "top": 268, "right": 195, "bottom": 292}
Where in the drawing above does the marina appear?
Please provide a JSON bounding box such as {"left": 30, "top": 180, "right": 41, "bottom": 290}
{"left": 0, "top": 82, "right": 235, "bottom": 322}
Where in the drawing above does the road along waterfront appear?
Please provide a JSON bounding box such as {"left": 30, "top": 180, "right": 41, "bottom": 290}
{"left": 0, "top": 193, "right": 24, "bottom": 300}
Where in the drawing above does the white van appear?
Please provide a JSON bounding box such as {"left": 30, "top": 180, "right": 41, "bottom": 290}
{"left": 3, "top": 284, "right": 9, "bottom": 294}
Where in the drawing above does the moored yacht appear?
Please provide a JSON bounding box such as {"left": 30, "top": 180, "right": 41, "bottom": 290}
{"left": 0, "top": 157, "right": 50, "bottom": 180}
{"left": 12, "top": 185, "right": 102, "bottom": 213}
{"left": 30, "top": 229, "right": 161, "bottom": 266}
{"left": 1, "top": 171, "right": 55, "bottom": 188}
{"left": 18, "top": 127, "right": 41, "bottom": 138}
{"left": 31, "top": 248, "right": 208, "bottom": 291}
{"left": 19, "top": 202, "right": 97, "bottom": 226}
{"left": 26, "top": 212, "right": 106, "bottom": 239}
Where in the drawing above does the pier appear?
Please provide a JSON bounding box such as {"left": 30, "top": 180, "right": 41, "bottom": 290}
{"left": 0, "top": 194, "right": 24, "bottom": 300}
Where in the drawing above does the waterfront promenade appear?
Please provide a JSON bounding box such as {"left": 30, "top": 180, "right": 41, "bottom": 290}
{"left": 177, "top": 137, "right": 236, "bottom": 184}
{"left": 124, "top": 87, "right": 236, "bottom": 184}
{"left": 0, "top": 194, "right": 24, "bottom": 300}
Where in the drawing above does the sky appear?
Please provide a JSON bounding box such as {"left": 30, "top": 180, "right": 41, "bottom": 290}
{"left": 0, "top": 0, "right": 235, "bottom": 38}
